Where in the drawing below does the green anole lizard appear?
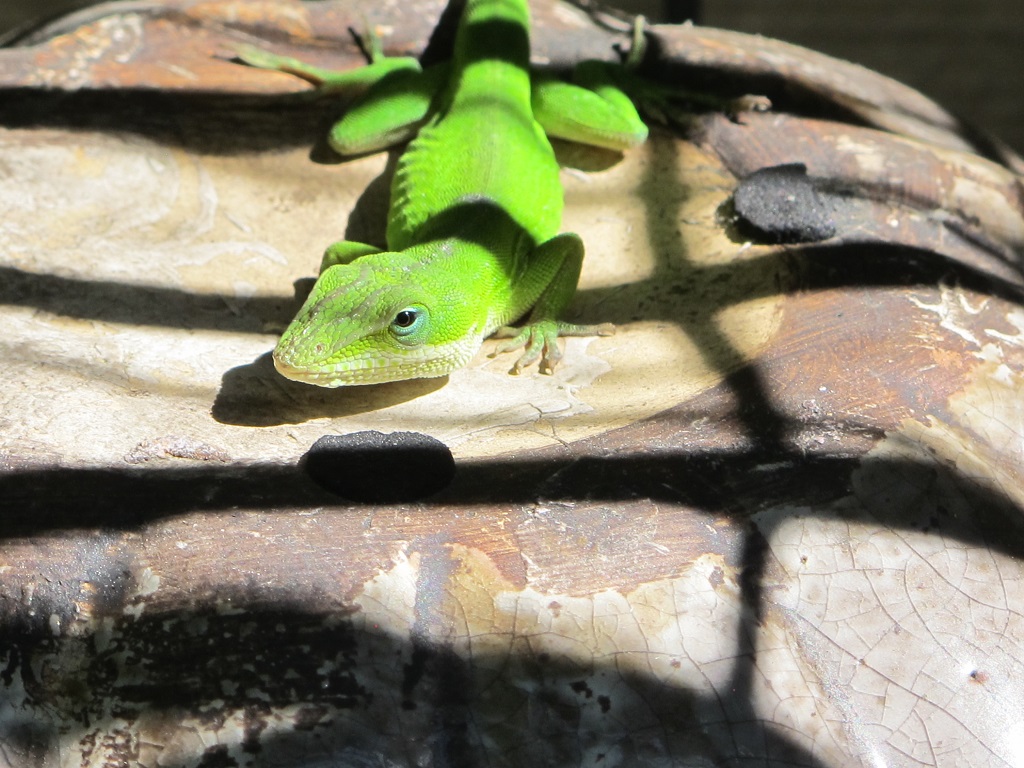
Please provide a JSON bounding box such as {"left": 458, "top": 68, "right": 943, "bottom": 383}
{"left": 239, "top": 0, "right": 648, "bottom": 386}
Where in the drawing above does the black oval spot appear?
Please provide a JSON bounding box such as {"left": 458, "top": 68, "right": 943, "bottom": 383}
{"left": 303, "top": 431, "right": 455, "bottom": 503}
{"left": 733, "top": 163, "right": 837, "bottom": 244}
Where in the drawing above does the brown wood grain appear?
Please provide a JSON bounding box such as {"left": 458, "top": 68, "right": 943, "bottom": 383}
{"left": 1, "top": 2, "right": 1023, "bottom": 765}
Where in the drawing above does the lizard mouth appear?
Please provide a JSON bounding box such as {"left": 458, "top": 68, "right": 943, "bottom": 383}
{"left": 272, "top": 338, "right": 479, "bottom": 387}
{"left": 272, "top": 350, "right": 417, "bottom": 387}
{"left": 271, "top": 355, "right": 309, "bottom": 381}
{"left": 272, "top": 354, "right": 366, "bottom": 387}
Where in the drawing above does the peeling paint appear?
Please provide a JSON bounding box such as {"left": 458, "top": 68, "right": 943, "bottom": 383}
{"left": 2, "top": 2, "right": 1024, "bottom": 766}
{"left": 907, "top": 283, "right": 987, "bottom": 347}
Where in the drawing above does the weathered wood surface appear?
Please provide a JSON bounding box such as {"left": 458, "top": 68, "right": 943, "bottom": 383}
{"left": 1, "top": 1, "right": 1023, "bottom": 766}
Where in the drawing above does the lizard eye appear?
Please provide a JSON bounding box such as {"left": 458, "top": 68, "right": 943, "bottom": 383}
{"left": 393, "top": 309, "right": 418, "bottom": 328}
{"left": 390, "top": 305, "right": 428, "bottom": 340}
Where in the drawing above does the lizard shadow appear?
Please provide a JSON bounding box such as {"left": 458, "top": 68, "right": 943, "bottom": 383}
{"left": 6, "top": 122, "right": 1024, "bottom": 757}
{"left": 212, "top": 167, "right": 632, "bottom": 426}
{"left": 3, "top": 9, "right": 1023, "bottom": 766}
{"left": 212, "top": 350, "right": 446, "bottom": 426}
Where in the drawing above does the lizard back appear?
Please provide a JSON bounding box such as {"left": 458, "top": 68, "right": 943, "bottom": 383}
{"left": 386, "top": 0, "right": 564, "bottom": 252}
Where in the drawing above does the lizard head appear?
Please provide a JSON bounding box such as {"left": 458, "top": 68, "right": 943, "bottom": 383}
{"left": 272, "top": 260, "right": 485, "bottom": 386}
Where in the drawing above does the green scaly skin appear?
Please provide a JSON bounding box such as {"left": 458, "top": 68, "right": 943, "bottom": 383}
{"left": 239, "top": 0, "right": 649, "bottom": 386}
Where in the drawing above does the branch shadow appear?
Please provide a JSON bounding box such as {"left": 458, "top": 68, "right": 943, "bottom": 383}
{"left": 3, "top": 20, "right": 1024, "bottom": 764}
{"left": 0, "top": 593, "right": 830, "bottom": 767}
{"left": 2, "top": 438, "right": 1022, "bottom": 558}
{"left": 2, "top": 438, "right": 1021, "bottom": 765}
{"left": 2, "top": 71, "right": 1021, "bottom": 424}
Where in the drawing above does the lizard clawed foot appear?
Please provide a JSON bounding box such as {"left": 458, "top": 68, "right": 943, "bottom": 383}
{"left": 491, "top": 321, "right": 615, "bottom": 375}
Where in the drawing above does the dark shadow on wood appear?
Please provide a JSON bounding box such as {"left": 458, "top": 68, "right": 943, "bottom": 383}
{"left": 0, "top": 594, "right": 832, "bottom": 767}
{"left": 2, "top": 441, "right": 1021, "bottom": 560}
{"left": 2, "top": 23, "right": 1022, "bottom": 762}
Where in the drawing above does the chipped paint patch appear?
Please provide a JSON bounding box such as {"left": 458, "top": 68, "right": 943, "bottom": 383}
{"left": 135, "top": 567, "right": 161, "bottom": 598}
{"left": 985, "top": 307, "right": 1024, "bottom": 348}
{"left": 834, "top": 134, "right": 888, "bottom": 177}
{"left": 908, "top": 282, "right": 988, "bottom": 347}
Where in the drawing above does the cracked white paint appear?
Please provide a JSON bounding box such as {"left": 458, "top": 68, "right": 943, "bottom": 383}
{"left": 748, "top": 334, "right": 1024, "bottom": 767}
{"left": 3, "top": 473, "right": 1024, "bottom": 768}
{"left": 2, "top": 33, "right": 1023, "bottom": 767}
{"left": 759, "top": 503, "right": 1024, "bottom": 767}
{"left": 44, "top": 546, "right": 851, "bottom": 766}
{"left": 835, "top": 134, "right": 889, "bottom": 177}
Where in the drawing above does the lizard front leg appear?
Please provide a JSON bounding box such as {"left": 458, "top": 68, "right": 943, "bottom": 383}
{"left": 492, "top": 233, "right": 614, "bottom": 375}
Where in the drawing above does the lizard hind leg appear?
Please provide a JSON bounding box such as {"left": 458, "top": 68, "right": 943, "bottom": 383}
{"left": 232, "top": 41, "right": 420, "bottom": 94}
{"left": 529, "top": 16, "right": 650, "bottom": 153}
{"left": 233, "top": 30, "right": 444, "bottom": 157}
{"left": 531, "top": 71, "right": 648, "bottom": 152}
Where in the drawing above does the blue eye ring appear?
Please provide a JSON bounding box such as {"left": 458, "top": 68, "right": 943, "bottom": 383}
{"left": 390, "top": 305, "right": 428, "bottom": 339}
